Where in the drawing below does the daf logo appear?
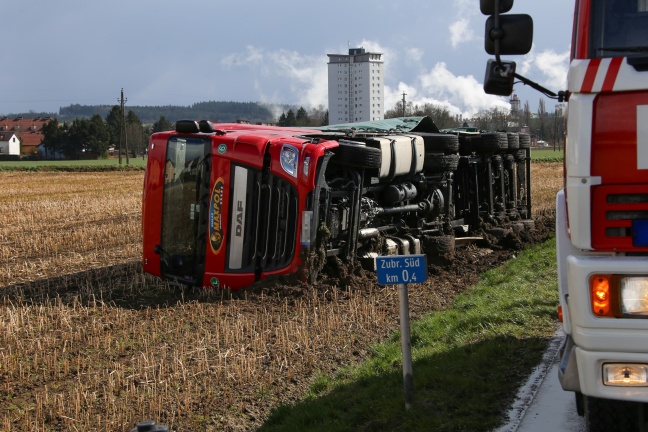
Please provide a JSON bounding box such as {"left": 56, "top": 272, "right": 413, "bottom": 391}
{"left": 235, "top": 200, "right": 244, "bottom": 237}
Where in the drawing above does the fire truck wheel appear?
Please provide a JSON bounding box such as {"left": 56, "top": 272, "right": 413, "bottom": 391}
{"left": 518, "top": 133, "right": 531, "bottom": 149}
{"left": 584, "top": 396, "right": 643, "bottom": 432}
{"left": 423, "top": 154, "right": 460, "bottom": 173}
{"left": 331, "top": 142, "right": 382, "bottom": 169}
{"left": 414, "top": 132, "right": 460, "bottom": 154}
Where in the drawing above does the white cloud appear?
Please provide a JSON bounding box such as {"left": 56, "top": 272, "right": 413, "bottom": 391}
{"left": 519, "top": 48, "right": 570, "bottom": 91}
{"left": 415, "top": 62, "right": 510, "bottom": 117}
{"left": 221, "top": 46, "right": 328, "bottom": 107}
{"left": 448, "top": 0, "right": 478, "bottom": 48}
{"left": 406, "top": 47, "right": 424, "bottom": 63}
{"left": 449, "top": 18, "right": 476, "bottom": 48}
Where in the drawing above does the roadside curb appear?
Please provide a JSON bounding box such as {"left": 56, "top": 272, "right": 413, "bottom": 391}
{"left": 494, "top": 328, "right": 564, "bottom": 432}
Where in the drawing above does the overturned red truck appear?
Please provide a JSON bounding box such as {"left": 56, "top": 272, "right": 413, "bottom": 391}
{"left": 142, "top": 117, "right": 531, "bottom": 290}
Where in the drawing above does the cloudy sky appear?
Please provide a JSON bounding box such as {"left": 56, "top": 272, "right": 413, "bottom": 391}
{"left": 2, "top": 0, "right": 573, "bottom": 119}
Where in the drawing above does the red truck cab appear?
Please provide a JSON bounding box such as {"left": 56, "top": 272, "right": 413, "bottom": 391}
{"left": 142, "top": 121, "right": 337, "bottom": 289}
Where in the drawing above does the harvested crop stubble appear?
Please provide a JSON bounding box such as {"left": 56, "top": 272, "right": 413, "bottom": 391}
{"left": 0, "top": 164, "right": 561, "bottom": 431}
{"left": 0, "top": 171, "right": 143, "bottom": 287}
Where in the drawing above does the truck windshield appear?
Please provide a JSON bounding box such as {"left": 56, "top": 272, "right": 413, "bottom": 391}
{"left": 160, "top": 136, "right": 209, "bottom": 284}
{"left": 590, "top": 0, "right": 648, "bottom": 58}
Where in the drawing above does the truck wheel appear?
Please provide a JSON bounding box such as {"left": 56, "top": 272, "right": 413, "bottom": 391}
{"left": 584, "top": 396, "right": 643, "bottom": 432}
{"left": 414, "top": 132, "right": 459, "bottom": 154}
{"left": 476, "top": 132, "right": 508, "bottom": 153}
{"left": 458, "top": 135, "right": 475, "bottom": 155}
{"left": 518, "top": 133, "right": 531, "bottom": 149}
{"left": 514, "top": 149, "right": 527, "bottom": 161}
{"left": 331, "top": 142, "right": 382, "bottom": 169}
{"left": 507, "top": 132, "right": 520, "bottom": 151}
{"left": 423, "top": 235, "right": 455, "bottom": 264}
{"left": 423, "top": 153, "right": 460, "bottom": 173}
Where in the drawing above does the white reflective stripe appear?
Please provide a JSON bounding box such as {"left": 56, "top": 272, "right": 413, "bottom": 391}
{"left": 301, "top": 211, "right": 312, "bottom": 246}
{"left": 590, "top": 58, "right": 612, "bottom": 93}
{"left": 638, "top": 105, "right": 648, "bottom": 170}
{"left": 229, "top": 166, "right": 248, "bottom": 269}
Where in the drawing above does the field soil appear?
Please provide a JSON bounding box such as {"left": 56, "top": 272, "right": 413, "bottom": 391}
{"left": 0, "top": 164, "right": 561, "bottom": 431}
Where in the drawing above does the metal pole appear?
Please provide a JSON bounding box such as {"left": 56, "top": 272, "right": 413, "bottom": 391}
{"left": 398, "top": 282, "right": 414, "bottom": 410}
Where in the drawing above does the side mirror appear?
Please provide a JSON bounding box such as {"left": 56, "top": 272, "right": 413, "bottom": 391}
{"left": 480, "top": 0, "right": 513, "bottom": 15}
{"left": 485, "top": 14, "right": 533, "bottom": 55}
{"left": 484, "top": 59, "right": 516, "bottom": 96}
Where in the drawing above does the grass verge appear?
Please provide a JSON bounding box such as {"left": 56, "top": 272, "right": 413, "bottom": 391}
{"left": 0, "top": 158, "right": 146, "bottom": 171}
{"left": 531, "top": 148, "right": 564, "bottom": 161}
{"left": 259, "top": 237, "right": 559, "bottom": 432}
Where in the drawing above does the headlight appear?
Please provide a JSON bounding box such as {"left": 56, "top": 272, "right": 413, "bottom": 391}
{"left": 621, "top": 277, "right": 648, "bottom": 315}
{"left": 280, "top": 144, "right": 298, "bottom": 177}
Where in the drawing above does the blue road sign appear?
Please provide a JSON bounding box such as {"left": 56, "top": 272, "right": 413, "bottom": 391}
{"left": 375, "top": 254, "right": 428, "bottom": 285}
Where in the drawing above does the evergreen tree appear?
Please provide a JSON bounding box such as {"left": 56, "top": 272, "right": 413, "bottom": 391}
{"left": 152, "top": 115, "right": 173, "bottom": 132}
{"left": 105, "top": 105, "right": 122, "bottom": 146}
{"left": 295, "top": 107, "right": 309, "bottom": 126}
{"left": 41, "top": 119, "right": 64, "bottom": 159}
{"left": 285, "top": 109, "right": 296, "bottom": 127}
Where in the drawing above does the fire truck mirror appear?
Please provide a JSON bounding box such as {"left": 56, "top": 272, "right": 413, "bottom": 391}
{"left": 483, "top": 59, "right": 516, "bottom": 96}
{"left": 480, "top": 0, "right": 513, "bottom": 15}
{"left": 485, "top": 14, "right": 533, "bottom": 56}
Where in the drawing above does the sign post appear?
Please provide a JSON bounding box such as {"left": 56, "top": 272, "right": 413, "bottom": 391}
{"left": 375, "top": 254, "right": 427, "bottom": 410}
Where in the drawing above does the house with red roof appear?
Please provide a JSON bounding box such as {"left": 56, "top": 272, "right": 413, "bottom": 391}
{"left": 0, "top": 116, "right": 53, "bottom": 156}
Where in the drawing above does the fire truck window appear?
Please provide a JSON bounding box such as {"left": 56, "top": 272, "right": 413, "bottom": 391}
{"left": 593, "top": 0, "right": 648, "bottom": 57}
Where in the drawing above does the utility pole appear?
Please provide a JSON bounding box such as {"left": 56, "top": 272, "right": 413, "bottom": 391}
{"left": 401, "top": 91, "right": 407, "bottom": 117}
{"left": 118, "top": 88, "right": 129, "bottom": 165}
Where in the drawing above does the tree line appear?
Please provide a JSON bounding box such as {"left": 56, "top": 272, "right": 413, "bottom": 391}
{"left": 36, "top": 97, "right": 564, "bottom": 160}
{"left": 40, "top": 107, "right": 173, "bottom": 160}
{"left": 276, "top": 105, "right": 328, "bottom": 127}
{"left": 385, "top": 97, "right": 566, "bottom": 147}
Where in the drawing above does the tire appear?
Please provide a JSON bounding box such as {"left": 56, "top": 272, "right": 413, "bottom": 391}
{"left": 518, "top": 133, "right": 531, "bottom": 149}
{"left": 473, "top": 132, "right": 508, "bottom": 154}
{"left": 458, "top": 134, "right": 475, "bottom": 155}
{"left": 514, "top": 149, "right": 527, "bottom": 161}
{"left": 584, "top": 396, "right": 643, "bottom": 432}
{"left": 507, "top": 132, "right": 520, "bottom": 150}
{"left": 423, "top": 235, "right": 455, "bottom": 264}
{"left": 331, "top": 142, "right": 382, "bottom": 169}
{"left": 424, "top": 153, "right": 460, "bottom": 173}
{"left": 413, "top": 132, "right": 460, "bottom": 154}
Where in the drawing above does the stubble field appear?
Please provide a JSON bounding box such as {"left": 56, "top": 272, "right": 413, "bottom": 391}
{"left": 0, "top": 163, "right": 562, "bottom": 431}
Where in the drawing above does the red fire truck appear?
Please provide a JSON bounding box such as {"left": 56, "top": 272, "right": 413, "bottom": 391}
{"left": 482, "top": 0, "right": 648, "bottom": 429}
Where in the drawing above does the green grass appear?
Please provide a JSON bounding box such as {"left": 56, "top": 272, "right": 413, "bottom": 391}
{"left": 0, "top": 158, "right": 146, "bottom": 171}
{"left": 532, "top": 148, "right": 564, "bottom": 162}
{"left": 259, "top": 238, "right": 559, "bottom": 432}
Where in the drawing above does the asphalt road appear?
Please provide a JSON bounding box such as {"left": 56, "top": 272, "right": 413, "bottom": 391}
{"left": 495, "top": 330, "right": 587, "bottom": 432}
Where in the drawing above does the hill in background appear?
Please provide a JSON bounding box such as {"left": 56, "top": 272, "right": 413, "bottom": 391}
{"left": 11, "top": 101, "right": 288, "bottom": 124}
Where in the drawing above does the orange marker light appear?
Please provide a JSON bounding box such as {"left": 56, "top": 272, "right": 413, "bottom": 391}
{"left": 591, "top": 275, "right": 611, "bottom": 316}
{"left": 557, "top": 305, "right": 563, "bottom": 322}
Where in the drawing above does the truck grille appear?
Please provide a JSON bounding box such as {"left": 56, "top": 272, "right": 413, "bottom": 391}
{"left": 255, "top": 173, "right": 298, "bottom": 271}
{"left": 592, "top": 184, "right": 648, "bottom": 251}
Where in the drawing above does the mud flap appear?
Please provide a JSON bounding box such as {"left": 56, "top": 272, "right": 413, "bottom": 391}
{"left": 558, "top": 335, "right": 581, "bottom": 392}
